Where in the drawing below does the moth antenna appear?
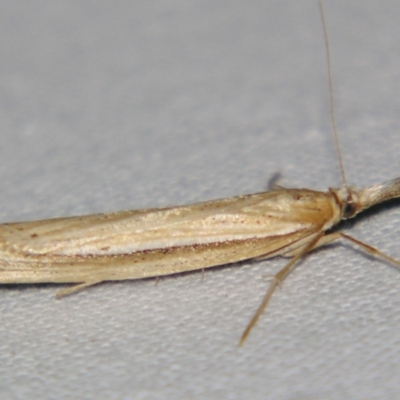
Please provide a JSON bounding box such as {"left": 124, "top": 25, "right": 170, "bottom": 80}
{"left": 318, "top": 1, "right": 348, "bottom": 188}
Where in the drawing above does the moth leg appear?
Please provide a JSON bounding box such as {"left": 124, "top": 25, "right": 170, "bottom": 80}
{"left": 274, "top": 232, "right": 341, "bottom": 259}
{"left": 268, "top": 172, "right": 289, "bottom": 191}
{"left": 309, "top": 231, "right": 341, "bottom": 251}
{"left": 242, "top": 231, "right": 400, "bottom": 344}
{"left": 239, "top": 232, "right": 324, "bottom": 346}
{"left": 335, "top": 232, "right": 400, "bottom": 269}
{"left": 308, "top": 231, "right": 400, "bottom": 269}
{"left": 55, "top": 280, "right": 103, "bottom": 298}
{"left": 276, "top": 231, "right": 344, "bottom": 258}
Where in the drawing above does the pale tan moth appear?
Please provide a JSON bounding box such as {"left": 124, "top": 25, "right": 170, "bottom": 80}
{"left": 1, "top": 2, "right": 400, "bottom": 345}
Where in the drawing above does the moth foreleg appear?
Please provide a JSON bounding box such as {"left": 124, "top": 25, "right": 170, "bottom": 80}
{"left": 336, "top": 232, "right": 400, "bottom": 270}
{"left": 305, "top": 230, "right": 400, "bottom": 270}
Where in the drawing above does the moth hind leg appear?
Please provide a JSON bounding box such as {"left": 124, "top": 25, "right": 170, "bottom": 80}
{"left": 55, "top": 280, "right": 104, "bottom": 298}
{"left": 268, "top": 172, "right": 285, "bottom": 190}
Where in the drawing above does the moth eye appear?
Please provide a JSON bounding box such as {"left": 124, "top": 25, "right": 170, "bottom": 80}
{"left": 343, "top": 202, "right": 356, "bottom": 218}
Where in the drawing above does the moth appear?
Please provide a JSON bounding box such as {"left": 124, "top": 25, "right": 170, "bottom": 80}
{"left": 1, "top": 2, "right": 399, "bottom": 344}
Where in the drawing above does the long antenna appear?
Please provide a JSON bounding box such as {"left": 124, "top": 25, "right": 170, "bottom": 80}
{"left": 318, "top": 0, "right": 348, "bottom": 187}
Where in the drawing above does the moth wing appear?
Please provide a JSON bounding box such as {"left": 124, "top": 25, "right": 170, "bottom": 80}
{"left": 0, "top": 189, "right": 335, "bottom": 257}
{"left": 0, "top": 225, "right": 322, "bottom": 285}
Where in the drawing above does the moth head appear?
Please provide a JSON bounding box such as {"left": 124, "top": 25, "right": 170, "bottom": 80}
{"left": 330, "top": 186, "right": 361, "bottom": 219}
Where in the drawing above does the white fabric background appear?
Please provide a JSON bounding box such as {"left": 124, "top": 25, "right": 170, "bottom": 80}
{"left": 1, "top": 1, "right": 400, "bottom": 399}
